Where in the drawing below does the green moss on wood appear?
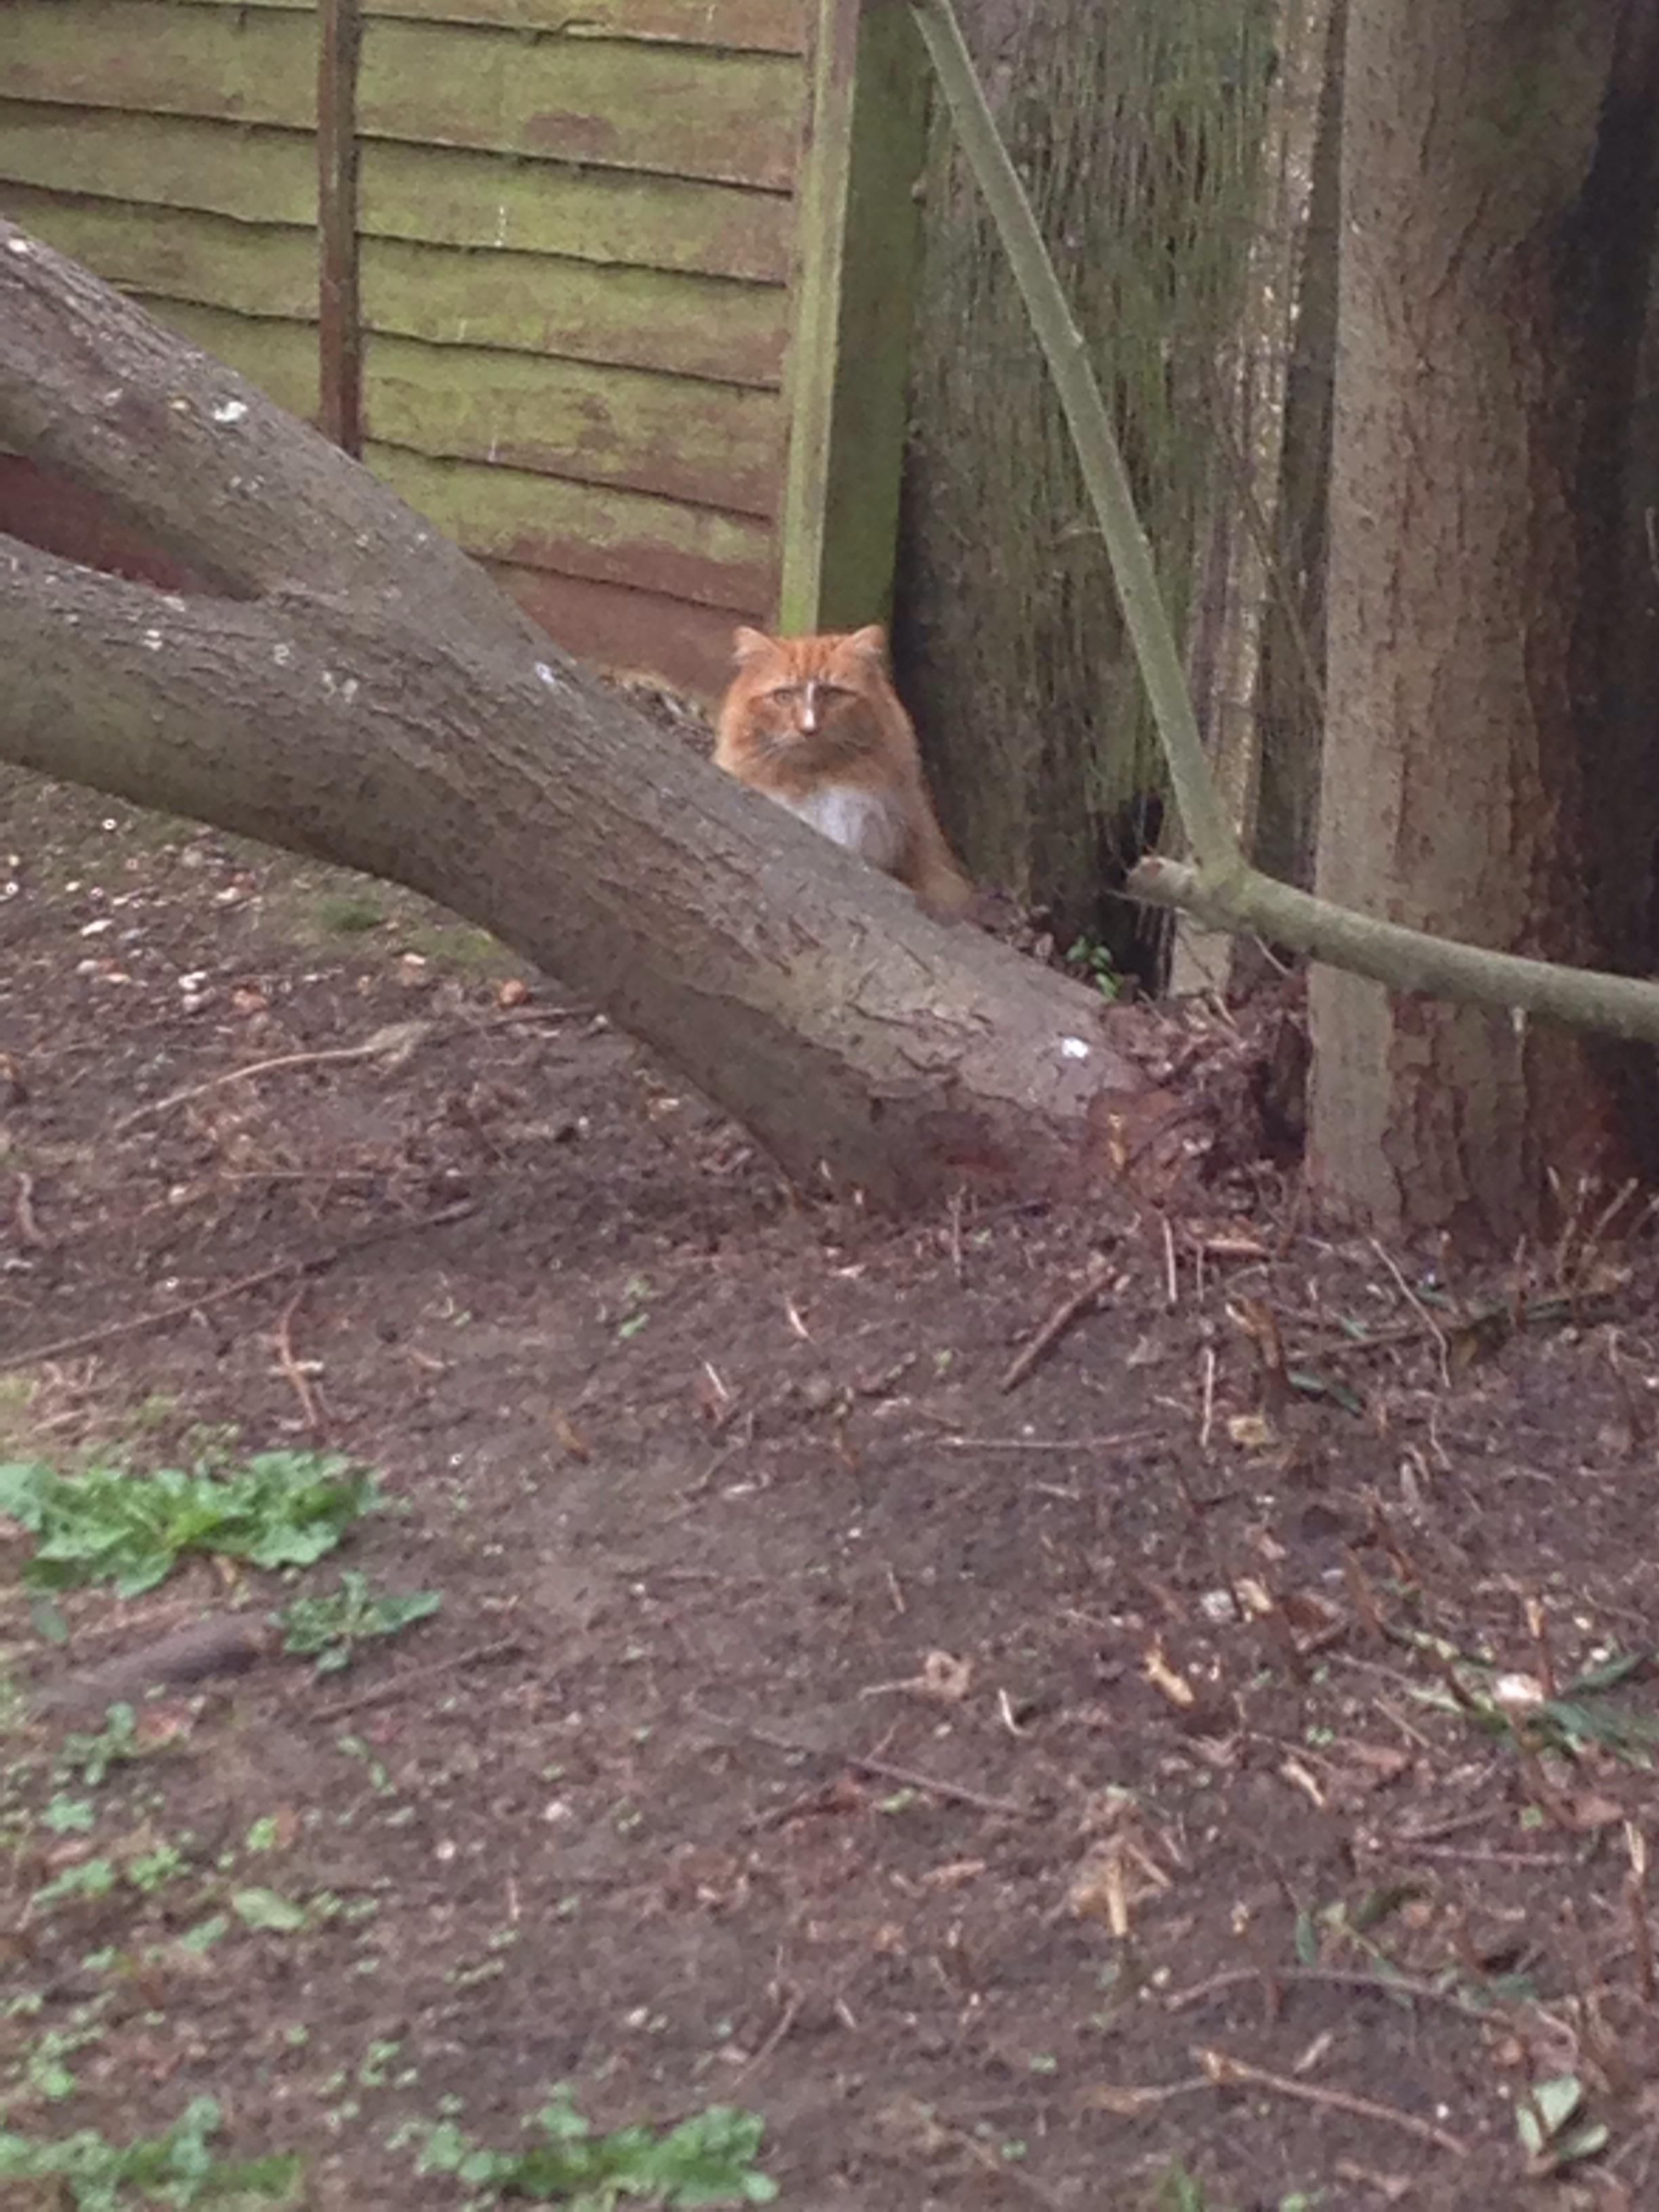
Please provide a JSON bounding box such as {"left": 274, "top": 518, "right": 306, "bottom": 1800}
{"left": 363, "top": 334, "right": 783, "bottom": 514}
{"left": 0, "top": 104, "right": 795, "bottom": 281}
{"left": 174, "top": 0, "right": 806, "bottom": 52}
{"left": 777, "top": 0, "right": 929, "bottom": 632}
{"left": 8, "top": 0, "right": 803, "bottom": 187}
{"left": 5, "top": 186, "right": 787, "bottom": 386}
{"left": 369, "top": 443, "right": 774, "bottom": 609}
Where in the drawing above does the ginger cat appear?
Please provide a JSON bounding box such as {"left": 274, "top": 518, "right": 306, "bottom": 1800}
{"left": 713, "top": 625, "right": 973, "bottom": 916}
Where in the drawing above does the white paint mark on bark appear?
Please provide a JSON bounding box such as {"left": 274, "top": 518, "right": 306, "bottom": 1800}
{"left": 210, "top": 398, "right": 249, "bottom": 426}
{"left": 1059, "top": 1036, "right": 1090, "bottom": 1060}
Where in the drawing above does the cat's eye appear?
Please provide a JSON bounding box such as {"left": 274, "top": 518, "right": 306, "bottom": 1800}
{"left": 765, "top": 683, "right": 800, "bottom": 702}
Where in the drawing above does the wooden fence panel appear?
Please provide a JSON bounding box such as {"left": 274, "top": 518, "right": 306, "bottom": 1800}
{"left": 174, "top": 0, "right": 806, "bottom": 52}
{"left": 7, "top": 1, "right": 802, "bottom": 188}
{"left": 1, "top": 0, "right": 919, "bottom": 697}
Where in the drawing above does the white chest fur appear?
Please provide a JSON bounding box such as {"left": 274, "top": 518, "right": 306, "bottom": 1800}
{"left": 772, "top": 781, "right": 906, "bottom": 875}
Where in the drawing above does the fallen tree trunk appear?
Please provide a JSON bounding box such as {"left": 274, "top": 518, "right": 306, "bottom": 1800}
{"left": 0, "top": 220, "right": 1141, "bottom": 1208}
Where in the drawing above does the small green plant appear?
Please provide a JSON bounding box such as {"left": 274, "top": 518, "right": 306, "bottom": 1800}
{"left": 1063, "top": 934, "right": 1122, "bottom": 1001}
{"left": 1517, "top": 2075, "right": 1607, "bottom": 2174}
{"left": 276, "top": 1571, "right": 441, "bottom": 1675}
{"left": 56, "top": 1704, "right": 143, "bottom": 1787}
{"left": 0, "top": 2095, "right": 301, "bottom": 2207}
{"left": 1156, "top": 2166, "right": 1209, "bottom": 2212}
{"left": 0, "top": 1451, "right": 381, "bottom": 1597}
{"left": 414, "top": 2092, "right": 778, "bottom": 2207}
{"left": 615, "top": 1276, "right": 653, "bottom": 1343}
{"left": 31, "top": 1858, "right": 119, "bottom": 1912}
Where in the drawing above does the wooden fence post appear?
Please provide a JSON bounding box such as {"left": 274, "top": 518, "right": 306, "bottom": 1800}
{"left": 777, "top": 0, "right": 930, "bottom": 635}
{"left": 318, "top": 0, "right": 363, "bottom": 455}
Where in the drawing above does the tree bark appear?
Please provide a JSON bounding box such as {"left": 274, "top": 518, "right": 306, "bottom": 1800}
{"left": 1312, "top": 2, "right": 1659, "bottom": 1242}
{"left": 0, "top": 220, "right": 1142, "bottom": 1210}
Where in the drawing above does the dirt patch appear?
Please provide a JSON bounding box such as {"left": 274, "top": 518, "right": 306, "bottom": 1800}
{"left": 3, "top": 764, "right": 1659, "bottom": 2210}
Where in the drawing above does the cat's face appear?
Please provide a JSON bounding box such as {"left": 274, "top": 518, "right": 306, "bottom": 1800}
{"left": 724, "top": 626, "right": 888, "bottom": 763}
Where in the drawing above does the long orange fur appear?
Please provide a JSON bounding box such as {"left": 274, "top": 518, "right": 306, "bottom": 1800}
{"left": 712, "top": 625, "right": 973, "bottom": 917}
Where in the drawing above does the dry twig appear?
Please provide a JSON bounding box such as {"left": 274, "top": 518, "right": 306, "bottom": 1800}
{"left": 310, "top": 1635, "right": 524, "bottom": 1724}
{"left": 1, "top": 1198, "right": 475, "bottom": 1372}
{"left": 1193, "top": 2045, "right": 1469, "bottom": 2156}
{"left": 691, "top": 1705, "right": 1032, "bottom": 1820}
{"left": 998, "top": 1250, "right": 1117, "bottom": 1393}
{"left": 933, "top": 1428, "right": 1160, "bottom": 1454}
{"left": 14, "top": 1170, "right": 46, "bottom": 1249}
{"left": 272, "top": 1289, "right": 325, "bottom": 1436}
{"left": 112, "top": 1019, "right": 434, "bottom": 1133}
{"left": 1166, "top": 1963, "right": 1502, "bottom": 2018}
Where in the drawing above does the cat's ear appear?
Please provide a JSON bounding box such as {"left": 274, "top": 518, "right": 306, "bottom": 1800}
{"left": 732, "top": 626, "right": 778, "bottom": 664}
{"left": 844, "top": 625, "right": 889, "bottom": 664}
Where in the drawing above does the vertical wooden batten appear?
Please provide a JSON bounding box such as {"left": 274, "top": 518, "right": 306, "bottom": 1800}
{"left": 777, "top": 0, "right": 929, "bottom": 635}
{"left": 317, "top": 0, "right": 363, "bottom": 455}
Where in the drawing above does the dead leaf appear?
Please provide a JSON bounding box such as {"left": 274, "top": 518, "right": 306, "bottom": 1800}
{"left": 918, "top": 1650, "right": 972, "bottom": 1702}
{"left": 693, "top": 1363, "right": 735, "bottom": 1427}
{"left": 919, "top": 1858, "right": 986, "bottom": 1889}
{"left": 1342, "top": 1742, "right": 1413, "bottom": 1784}
{"left": 1278, "top": 1755, "right": 1327, "bottom": 1809}
{"left": 497, "top": 977, "right": 530, "bottom": 1007}
{"left": 550, "top": 1407, "right": 591, "bottom": 1462}
{"left": 1069, "top": 1843, "right": 1129, "bottom": 1933}
{"left": 1565, "top": 1792, "right": 1626, "bottom": 1831}
{"left": 1228, "top": 1412, "right": 1275, "bottom": 1450}
{"left": 1144, "top": 1644, "right": 1196, "bottom": 1708}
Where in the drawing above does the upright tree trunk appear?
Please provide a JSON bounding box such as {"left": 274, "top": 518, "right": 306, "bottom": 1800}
{"left": 1253, "top": 0, "right": 1345, "bottom": 897}
{"left": 1311, "top": 2, "right": 1659, "bottom": 1242}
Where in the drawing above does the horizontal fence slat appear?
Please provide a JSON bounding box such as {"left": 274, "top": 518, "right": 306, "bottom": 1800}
{"left": 363, "top": 239, "right": 786, "bottom": 386}
{"left": 364, "top": 335, "right": 783, "bottom": 514}
{"left": 6, "top": 1, "right": 802, "bottom": 188}
{"left": 136, "top": 294, "right": 321, "bottom": 417}
{"left": 9, "top": 187, "right": 319, "bottom": 321}
{"left": 9, "top": 2, "right": 319, "bottom": 134}
{"left": 171, "top": 0, "right": 806, "bottom": 56}
{"left": 362, "top": 16, "right": 802, "bottom": 186}
{"left": 361, "top": 142, "right": 793, "bottom": 279}
{"left": 3, "top": 187, "right": 787, "bottom": 386}
{"left": 486, "top": 562, "right": 747, "bottom": 700}
{"left": 0, "top": 107, "right": 794, "bottom": 281}
{"left": 0, "top": 106, "right": 321, "bottom": 226}
{"left": 369, "top": 443, "right": 775, "bottom": 611}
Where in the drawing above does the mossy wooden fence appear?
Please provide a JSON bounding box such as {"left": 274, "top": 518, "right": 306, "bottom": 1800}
{"left": 0, "top": 0, "right": 924, "bottom": 697}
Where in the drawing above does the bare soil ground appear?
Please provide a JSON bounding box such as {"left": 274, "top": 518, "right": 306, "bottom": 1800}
{"left": 4, "top": 762, "right": 1659, "bottom": 2211}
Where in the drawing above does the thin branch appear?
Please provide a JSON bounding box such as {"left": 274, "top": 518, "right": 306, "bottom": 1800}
{"left": 310, "top": 1635, "right": 524, "bottom": 1725}
{"left": 690, "top": 1705, "right": 1033, "bottom": 1820}
{"left": 112, "top": 1022, "right": 432, "bottom": 1133}
{"left": 1, "top": 1200, "right": 474, "bottom": 1372}
{"left": 1130, "top": 855, "right": 1659, "bottom": 1048}
{"left": 1194, "top": 2045, "right": 1469, "bottom": 2156}
{"left": 998, "top": 1252, "right": 1117, "bottom": 1392}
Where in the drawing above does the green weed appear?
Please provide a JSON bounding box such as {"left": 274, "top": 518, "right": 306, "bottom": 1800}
{"left": 0, "top": 1450, "right": 381, "bottom": 1597}
{"left": 1063, "top": 935, "right": 1122, "bottom": 1000}
{"left": 276, "top": 1572, "right": 441, "bottom": 1675}
{"left": 0, "top": 2095, "right": 301, "bottom": 2207}
{"left": 412, "top": 2091, "right": 778, "bottom": 2206}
